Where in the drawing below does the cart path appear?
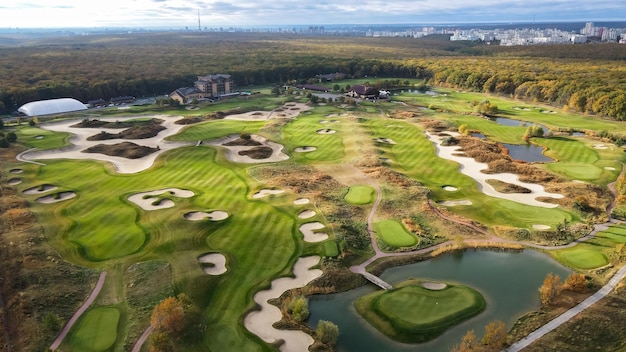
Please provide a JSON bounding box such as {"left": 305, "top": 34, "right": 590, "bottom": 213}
{"left": 50, "top": 271, "right": 107, "bottom": 351}
{"left": 503, "top": 264, "right": 626, "bottom": 352}
{"left": 131, "top": 325, "right": 153, "bottom": 352}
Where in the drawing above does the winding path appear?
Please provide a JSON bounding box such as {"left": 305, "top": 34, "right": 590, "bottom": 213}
{"left": 345, "top": 157, "right": 626, "bottom": 351}
{"left": 49, "top": 271, "right": 107, "bottom": 351}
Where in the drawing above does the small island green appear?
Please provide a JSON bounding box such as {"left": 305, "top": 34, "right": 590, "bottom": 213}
{"left": 355, "top": 280, "right": 485, "bottom": 343}
{"left": 344, "top": 185, "right": 376, "bottom": 205}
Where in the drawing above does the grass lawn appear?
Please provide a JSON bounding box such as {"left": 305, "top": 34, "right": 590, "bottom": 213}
{"left": 355, "top": 280, "right": 485, "bottom": 343}
{"left": 345, "top": 185, "right": 376, "bottom": 205}
{"left": 374, "top": 220, "right": 418, "bottom": 247}
{"left": 323, "top": 241, "right": 339, "bottom": 257}
{"left": 553, "top": 248, "right": 608, "bottom": 269}
{"left": 551, "top": 225, "right": 626, "bottom": 270}
{"left": 69, "top": 307, "right": 120, "bottom": 351}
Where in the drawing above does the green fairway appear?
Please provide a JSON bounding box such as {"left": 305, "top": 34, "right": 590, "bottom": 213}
{"left": 69, "top": 307, "right": 120, "bottom": 351}
{"left": 551, "top": 224, "right": 626, "bottom": 270}
{"left": 374, "top": 220, "right": 418, "bottom": 247}
{"left": 355, "top": 281, "right": 485, "bottom": 343}
{"left": 345, "top": 185, "right": 376, "bottom": 205}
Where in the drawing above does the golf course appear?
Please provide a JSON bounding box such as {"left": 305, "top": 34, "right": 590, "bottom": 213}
{"left": 2, "top": 80, "right": 626, "bottom": 352}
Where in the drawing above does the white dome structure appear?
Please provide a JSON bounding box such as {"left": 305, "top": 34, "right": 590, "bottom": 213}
{"left": 18, "top": 98, "right": 87, "bottom": 116}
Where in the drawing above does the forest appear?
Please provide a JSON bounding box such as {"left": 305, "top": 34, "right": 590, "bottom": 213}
{"left": 0, "top": 32, "right": 625, "bottom": 119}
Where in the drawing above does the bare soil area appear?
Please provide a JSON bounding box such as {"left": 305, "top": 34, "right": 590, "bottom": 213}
{"left": 83, "top": 142, "right": 159, "bottom": 159}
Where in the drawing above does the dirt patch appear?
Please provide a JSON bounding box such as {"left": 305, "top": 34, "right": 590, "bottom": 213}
{"left": 238, "top": 146, "right": 274, "bottom": 159}
{"left": 486, "top": 179, "right": 532, "bottom": 193}
{"left": 224, "top": 138, "right": 262, "bottom": 147}
{"left": 175, "top": 116, "right": 203, "bottom": 125}
{"left": 83, "top": 142, "right": 159, "bottom": 159}
{"left": 87, "top": 123, "right": 166, "bottom": 140}
{"left": 72, "top": 118, "right": 163, "bottom": 129}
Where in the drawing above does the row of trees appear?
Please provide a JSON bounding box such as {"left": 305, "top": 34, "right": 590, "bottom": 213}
{"left": 2, "top": 33, "right": 624, "bottom": 119}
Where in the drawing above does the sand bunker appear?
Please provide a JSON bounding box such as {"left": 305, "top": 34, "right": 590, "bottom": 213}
{"left": 128, "top": 188, "right": 194, "bottom": 211}
{"left": 439, "top": 199, "right": 472, "bottom": 206}
{"left": 244, "top": 256, "right": 323, "bottom": 352}
{"left": 593, "top": 144, "right": 608, "bottom": 150}
{"left": 316, "top": 129, "right": 336, "bottom": 134}
{"left": 9, "top": 168, "right": 23, "bottom": 174}
{"left": 253, "top": 189, "right": 285, "bottom": 199}
{"left": 375, "top": 137, "right": 396, "bottom": 144}
{"left": 294, "top": 146, "right": 317, "bottom": 153}
{"left": 197, "top": 253, "right": 228, "bottom": 275}
{"left": 19, "top": 115, "right": 192, "bottom": 174}
{"left": 299, "top": 222, "right": 329, "bottom": 243}
{"left": 532, "top": 224, "right": 551, "bottom": 230}
{"left": 380, "top": 158, "right": 393, "bottom": 163}
{"left": 443, "top": 186, "right": 458, "bottom": 192}
{"left": 605, "top": 167, "right": 617, "bottom": 171}
{"left": 34, "top": 135, "right": 44, "bottom": 139}
{"left": 23, "top": 184, "right": 58, "bottom": 195}
{"left": 298, "top": 210, "right": 316, "bottom": 219}
{"left": 421, "top": 281, "right": 447, "bottom": 290}
{"left": 210, "top": 134, "right": 289, "bottom": 163}
{"left": 37, "top": 191, "right": 76, "bottom": 204}
{"left": 427, "top": 131, "right": 563, "bottom": 208}
{"left": 225, "top": 103, "right": 312, "bottom": 121}
{"left": 184, "top": 211, "right": 229, "bottom": 221}
{"left": 8, "top": 178, "right": 22, "bottom": 186}
{"left": 294, "top": 198, "right": 310, "bottom": 205}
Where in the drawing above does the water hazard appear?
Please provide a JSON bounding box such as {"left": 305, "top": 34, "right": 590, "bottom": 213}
{"left": 308, "top": 249, "right": 571, "bottom": 352}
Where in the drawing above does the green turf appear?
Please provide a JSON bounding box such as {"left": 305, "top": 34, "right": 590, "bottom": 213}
{"left": 69, "top": 307, "right": 120, "bottom": 352}
{"left": 323, "top": 241, "right": 339, "bottom": 257}
{"left": 374, "top": 220, "right": 418, "bottom": 247}
{"left": 554, "top": 248, "right": 608, "bottom": 269}
{"left": 355, "top": 280, "right": 485, "bottom": 343}
{"left": 344, "top": 185, "right": 376, "bottom": 205}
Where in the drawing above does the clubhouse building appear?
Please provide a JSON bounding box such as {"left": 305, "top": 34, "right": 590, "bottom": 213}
{"left": 170, "top": 74, "right": 235, "bottom": 104}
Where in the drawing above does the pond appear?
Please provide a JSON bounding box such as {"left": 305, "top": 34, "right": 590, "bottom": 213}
{"left": 308, "top": 249, "right": 571, "bottom": 352}
{"left": 492, "top": 117, "right": 549, "bottom": 134}
{"left": 503, "top": 143, "right": 554, "bottom": 163}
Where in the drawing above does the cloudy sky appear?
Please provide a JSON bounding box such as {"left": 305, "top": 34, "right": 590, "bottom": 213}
{"left": 2, "top": 0, "right": 625, "bottom": 28}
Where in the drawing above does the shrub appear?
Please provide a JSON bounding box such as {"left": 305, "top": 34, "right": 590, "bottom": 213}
{"left": 316, "top": 320, "right": 339, "bottom": 345}
{"left": 0, "top": 138, "right": 8, "bottom": 148}
{"left": 289, "top": 296, "right": 309, "bottom": 322}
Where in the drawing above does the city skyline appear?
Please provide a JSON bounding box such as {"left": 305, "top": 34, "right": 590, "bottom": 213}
{"left": 2, "top": 0, "right": 626, "bottom": 29}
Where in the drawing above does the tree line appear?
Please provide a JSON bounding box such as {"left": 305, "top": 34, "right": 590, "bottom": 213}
{"left": 0, "top": 32, "right": 624, "bottom": 119}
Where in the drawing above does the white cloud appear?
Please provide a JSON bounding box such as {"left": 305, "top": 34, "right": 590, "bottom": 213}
{"left": 1, "top": 0, "right": 625, "bottom": 28}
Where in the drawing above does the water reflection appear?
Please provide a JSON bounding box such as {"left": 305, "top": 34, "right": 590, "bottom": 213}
{"left": 308, "top": 249, "right": 571, "bottom": 352}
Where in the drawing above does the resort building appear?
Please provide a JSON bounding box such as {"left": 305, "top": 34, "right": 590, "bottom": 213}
{"left": 170, "top": 74, "right": 235, "bottom": 104}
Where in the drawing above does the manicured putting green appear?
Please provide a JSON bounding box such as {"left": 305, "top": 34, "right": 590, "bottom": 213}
{"left": 70, "top": 307, "right": 120, "bottom": 351}
{"left": 374, "top": 220, "right": 418, "bottom": 247}
{"left": 344, "top": 185, "right": 376, "bottom": 205}
{"left": 556, "top": 248, "right": 608, "bottom": 269}
{"left": 356, "top": 281, "right": 485, "bottom": 343}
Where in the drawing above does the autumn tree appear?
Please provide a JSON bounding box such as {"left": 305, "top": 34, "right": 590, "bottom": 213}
{"left": 451, "top": 330, "right": 479, "bottom": 352}
{"left": 458, "top": 124, "right": 469, "bottom": 135}
{"left": 564, "top": 272, "right": 588, "bottom": 292}
{"left": 538, "top": 273, "right": 562, "bottom": 306}
{"left": 151, "top": 296, "right": 185, "bottom": 336}
{"left": 481, "top": 320, "right": 507, "bottom": 347}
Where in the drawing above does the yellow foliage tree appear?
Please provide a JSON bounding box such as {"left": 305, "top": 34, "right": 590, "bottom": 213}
{"left": 538, "top": 273, "right": 562, "bottom": 306}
